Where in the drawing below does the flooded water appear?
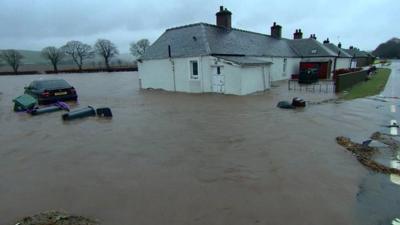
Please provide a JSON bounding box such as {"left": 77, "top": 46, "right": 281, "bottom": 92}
{"left": 0, "top": 70, "right": 398, "bottom": 225}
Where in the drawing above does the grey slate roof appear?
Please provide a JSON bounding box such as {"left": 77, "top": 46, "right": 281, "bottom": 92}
{"left": 288, "top": 39, "right": 337, "bottom": 57}
{"left": 202, "top": 24, "right": 297, "bottom": 57}
{"left": 141, "top": 23, "right": 210, "bottom": 60}
{"left": 343, "top": 48, "right": 370, "bottom": 58}
{"left": 323, "top": 43, "right": 352, "bottom": 58}
{"left": 141, "top": 23, "right": 343, "bottom": 60}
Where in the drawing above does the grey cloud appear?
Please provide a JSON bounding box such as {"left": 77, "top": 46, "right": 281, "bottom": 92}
{"left": 0, "top": 0, "right": 398, "bottom": 52}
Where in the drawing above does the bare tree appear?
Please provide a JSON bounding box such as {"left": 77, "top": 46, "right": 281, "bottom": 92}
{"left": 62, "top": 41, "right": 94, "bottom": 72}
{"left": 41, "top": 46, "right": 65, "bottom": 73}
{"left": 130, "top": 39, "right": 150, "bottom": 57}
{"left": 94, "top": 39, "right": 119, "bottom": 71}
{"left": 0, "top": 49, "right": 23, "bottom": 74}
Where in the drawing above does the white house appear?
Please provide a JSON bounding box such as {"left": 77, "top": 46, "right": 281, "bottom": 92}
{"left": 138, "top": 6, "right": 351, "bottom": 95}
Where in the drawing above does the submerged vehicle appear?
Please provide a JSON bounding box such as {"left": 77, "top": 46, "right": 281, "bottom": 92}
{"left": 24, "top": 78, "right": 78, "bottom": 104}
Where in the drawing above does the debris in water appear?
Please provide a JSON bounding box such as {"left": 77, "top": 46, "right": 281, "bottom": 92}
{"left": 277, "top": 101, "right": 295, "bottom": 109}
{"left": 292, "top": 97, "right": 306, "bottom": 107}
{"left": 13, "top": 211, "right": 99, "bottom": 225}
{"left": 366, "top": 97, "right": 388, "bottom": 102}
{"left": 362, "top": 140, "right": 372, "bottom": 147}
{"left": 371, "top": 132, "right": 399, "bottom": 149}
{"left": 336, "top": 134, "right": 400, "bottom": 175}
{"left": 62, "top": 106, "right": 96, "bottom": 121}
{"left": 96, "top": 107, "right": 113, "bottom": 118}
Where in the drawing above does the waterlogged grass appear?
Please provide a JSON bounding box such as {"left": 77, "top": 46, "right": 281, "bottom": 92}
{"left": 342, "top": 68, "right": 391, "bottom": 100}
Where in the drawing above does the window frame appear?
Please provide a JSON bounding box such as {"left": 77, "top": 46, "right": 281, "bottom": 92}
{"left": 189, "top": 59, "right": 200, "bottom": 80}
{"left": 283, "top": 58, "right": 287, "bottom": 75}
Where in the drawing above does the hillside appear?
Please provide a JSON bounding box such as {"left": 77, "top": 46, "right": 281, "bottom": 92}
{"left": 372, "top": 38, "right": 400, "bottom": 59}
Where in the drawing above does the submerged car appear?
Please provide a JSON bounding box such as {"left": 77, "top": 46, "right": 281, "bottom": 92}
{"left": 24, "top": 78, "right": 78, "bottom": 104}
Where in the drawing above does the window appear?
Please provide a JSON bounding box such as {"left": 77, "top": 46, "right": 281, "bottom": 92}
{"left": 190, "top": 60, "right": 199, "bottom": 80}
{"left": 217, "top": 67, "right": 221, "bottom": 75}
{"left": 283, "top": 58, "right": 287, "bottom": 74}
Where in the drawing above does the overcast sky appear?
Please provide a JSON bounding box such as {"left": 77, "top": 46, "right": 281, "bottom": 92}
{"left": 0, "top": 0, "right": 398, "bottom": 53}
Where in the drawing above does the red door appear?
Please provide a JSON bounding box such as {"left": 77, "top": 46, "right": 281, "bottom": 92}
{"left": 300, "top": 62, "right": 329, "bottom": 79}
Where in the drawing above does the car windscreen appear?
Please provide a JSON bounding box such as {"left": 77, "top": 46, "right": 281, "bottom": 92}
{"left": 36, "top": 79, "right": 71, "bottom": 90}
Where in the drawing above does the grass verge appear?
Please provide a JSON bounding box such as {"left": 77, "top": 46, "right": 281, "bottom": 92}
{"left": 342, "top": 68, "right": 391, "bottom": 100}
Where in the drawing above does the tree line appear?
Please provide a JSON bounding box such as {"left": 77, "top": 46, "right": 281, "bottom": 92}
{"left": 0, "top": 39, "right": 150, "bottom": 74}
{"left": 372, "top": 38, "right": 400, "bottom": 59}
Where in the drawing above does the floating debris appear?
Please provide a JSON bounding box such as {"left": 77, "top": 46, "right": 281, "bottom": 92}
{"left": 13, "top": 211, "right": 98, "bottom": 225}
{"left": 62, "top": 106, "right": 96, "bottom": 121}
{"left": 371, "top": 132, "right": 399, "bottom": 149}
{"left": 277, "top": 101, "right": 295, "bottom": 109}
{"left": 336, "top": 134, "right": 400, "bottom": 175}
{"left": 366, "top": 97, "right": 388, "bottom": 102}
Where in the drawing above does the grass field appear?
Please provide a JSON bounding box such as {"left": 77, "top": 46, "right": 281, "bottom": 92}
{"left": 342, "top": 68, "right": 391, "bottom": 100}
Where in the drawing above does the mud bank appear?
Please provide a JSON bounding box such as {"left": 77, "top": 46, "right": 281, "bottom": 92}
{"left": 14, "top": 211, "right": 98, "bottom": 225}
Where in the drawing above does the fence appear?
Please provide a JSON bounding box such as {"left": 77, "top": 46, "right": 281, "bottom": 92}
{"left": 288, "top": 79, "right": 335, "bottom": 93}
{"left": 335, "top": 69, "right": 368, "bottom": 92}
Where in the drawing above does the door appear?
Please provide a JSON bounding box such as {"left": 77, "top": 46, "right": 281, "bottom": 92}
{"left": 212, "top": 67, "right": 225, "bottom": 93}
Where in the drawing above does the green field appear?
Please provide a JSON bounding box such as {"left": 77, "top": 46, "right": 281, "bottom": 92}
{"left": 342, "top": 68, "right": 391, "bottom": 100}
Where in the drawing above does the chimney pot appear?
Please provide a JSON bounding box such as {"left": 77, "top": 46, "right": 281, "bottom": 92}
{"left": 310, "top": 34, "right": 317, "bottom": 40}
{"left": 293, "top": 28, "right": 303, "bottom": 39}
{"left": 216, "top": 6, "right": 232, "bottom": 29}
{"left": 271, "top": 22, "right": 282, "bottom": 39}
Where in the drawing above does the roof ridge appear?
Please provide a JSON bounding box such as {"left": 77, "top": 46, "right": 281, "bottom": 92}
{"left": 166, "top": 22, "right": 206, "bottom": 31}
{"left": 166, "top": 22, "right": 282, "bottom": 39}
{"left": 310, "top": 39, "right": 337, "bottom": 56}
{"left": 324, "top": 43, "right": 352, "bottom": 58}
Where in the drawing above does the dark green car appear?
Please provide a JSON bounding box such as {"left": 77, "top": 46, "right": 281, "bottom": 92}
{"left": 24, "top": 79, "right": 78, "bottom": 105}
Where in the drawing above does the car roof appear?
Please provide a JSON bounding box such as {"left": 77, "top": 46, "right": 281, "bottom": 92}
{"left": 31, "top": 79, "right": 71, "bottom": 89}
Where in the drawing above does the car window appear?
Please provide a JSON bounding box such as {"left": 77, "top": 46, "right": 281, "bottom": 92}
{"left": 36, "top": 79, "right": 71, "bottom": 90}
{"left": 29, "top": 81, "right": 37, "bottom": 89}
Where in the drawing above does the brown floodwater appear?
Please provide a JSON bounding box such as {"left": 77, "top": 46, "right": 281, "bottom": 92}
{"left": 0, "top": 71, "right": 395, "bottom": 225}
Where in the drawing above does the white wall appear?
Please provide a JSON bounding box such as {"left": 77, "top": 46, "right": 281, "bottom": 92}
{"left": 139, "top": 59, "right": 174, "bottom": 91}
{"left": 140, "top": 56, "right": 278, "bottom": 95}
{"left": 336, "top": 58, "right": 351, "bottom": 70}
{"left": 257, "top": 57, "right": 300, "bottom": 81}
{"left": 240, "top": 66, "right": 269, "bottom": 95}
{"left": 173, "top": 57, "right": 202, "bottom": 93}
{"left": 139, "top": 57, "right": 204, "bottom": 93}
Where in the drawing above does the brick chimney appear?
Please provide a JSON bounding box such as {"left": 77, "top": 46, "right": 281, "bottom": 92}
{"left": 216, "top": 6, "right": 232, "bottom": 29}
{"left": 349, "top": 46, "right": 354, "bottom": 50}
{"left": 293, "top": 29, "right": 303, "bottom": 39}
{"left": 271, "top": 22, "right": 282, "bottom": 39}
{"left": 323, "top": 38, "right": 330, "bottom": 44}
